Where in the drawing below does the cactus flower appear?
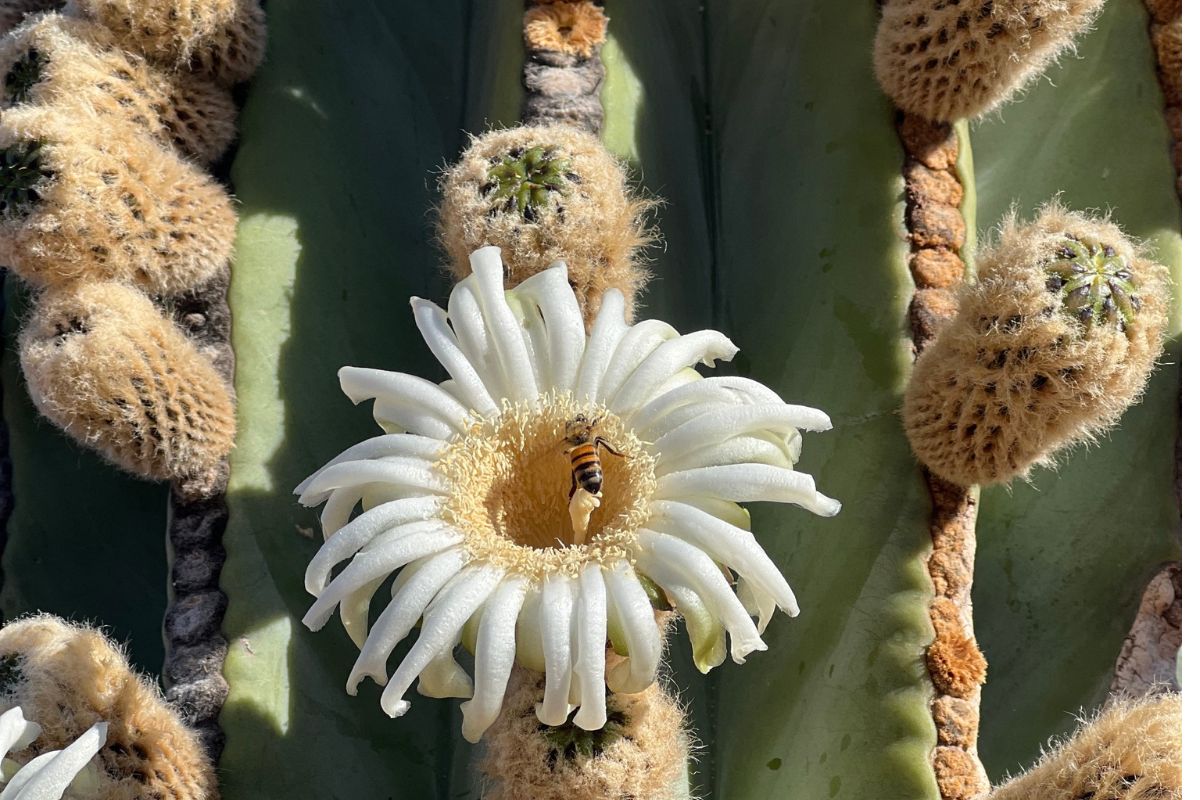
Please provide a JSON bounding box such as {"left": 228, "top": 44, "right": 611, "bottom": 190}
{"left": 0, "top": 707, "right": 107, "bottom": 799}
{"left": 297, "top": 246, "right": 839, "bottom": 742}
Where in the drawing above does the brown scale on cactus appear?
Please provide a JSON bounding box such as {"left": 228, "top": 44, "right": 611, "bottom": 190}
{"left": 482, "top": 145, "right": 577, "bottom": 222}
{"left": 0, "top": 140, "right": 51, "bottom": 218}
{"left": 1045, "top": 233, "right": 1141, "bottom": 330}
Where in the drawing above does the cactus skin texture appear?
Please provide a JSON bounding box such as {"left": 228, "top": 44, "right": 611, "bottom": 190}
{"left": 903, "top": 205, "right": 1169, "bottom": 487}
{"left": 19, "top": 281, "right": 236, "bottom": 494}
{"left": 0, "top": 13, "right": 238, "bottom": 162}
{"left": 0, "top": 615, "right": 218, "bottom": 800}
{"left": 988, "top": 695, "right": 1181, "bottom": 800}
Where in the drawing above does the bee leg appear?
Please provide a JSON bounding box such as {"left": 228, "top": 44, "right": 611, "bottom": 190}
{"left": 568, "top": 472, "right": 579, "bottom": 501}
{"left": 595, "top": 437, "right": 626, "bottom": 458}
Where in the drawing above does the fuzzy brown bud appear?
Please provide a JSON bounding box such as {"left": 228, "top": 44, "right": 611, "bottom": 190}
{"left": 19, "top": 281, "right": 236, "bottom": 493}
{"left": 904, "top": 204, "right": 1170, "bottom": 486}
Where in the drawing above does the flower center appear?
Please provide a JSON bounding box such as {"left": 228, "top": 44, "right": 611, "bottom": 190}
{"left": 435, "top": 392, "right": 656, "bottom": 579}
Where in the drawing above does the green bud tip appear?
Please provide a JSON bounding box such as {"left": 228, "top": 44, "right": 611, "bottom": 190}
{"left": 0, "top": 140, "right": 53, "bottom": 220}
{"left": 1045, "top": 234, "right": 1141, "bottom": 332}
{"left": 5, "top": 49, "right": 45, "bottom": 106}
{"left": 540, "top": 706, "right": 629, "bottom": 764}
{"left": 480, "top": 145, "right": 579, "bottom": 222}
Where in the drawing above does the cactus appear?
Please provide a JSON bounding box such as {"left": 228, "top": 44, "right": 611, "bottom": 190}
{"left": 0, "top": 1, "right": 1181, "bottom": 800}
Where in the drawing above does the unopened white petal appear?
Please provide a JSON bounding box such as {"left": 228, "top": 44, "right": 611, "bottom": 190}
{"left": 609, "top": 331, "right": 738, "bottom": 415}
{"left": 637, "top": 530, "right": 766, "bottom": 663}
{"left": 656, "top": 464, "right": 841, "bottom": 517}
{"left": 470, "top": 247, "right": 539, "bottom": 403}
{"left": 339, "top": 367, "right": 471, "bottom": 436}
{"left": 417, "top": 648, "right": 473, "bottom": 699}
{"left": 572, "top": 564, "right": 608, "bottom": 731}
{"left": 574, "top": 289, "right": 628, "bottom": 402}
{"left": 537, "top": 574, "right": 577, "bottom": 726}
{"left": 603, "top": 561, "right": 661, "bottom": 694}
{"left": 650, "top": 500, "right": 798, "bottom": 616}
{"left": 381, "top": 564, "right": 505, "bottom": 717}
{"left": 461, "top": 576, "right": 529, "bottom": 742}
{"left": 596, "top": 320, "right": 679, "bottom": 404}
{"left": 348, "top": 549, "right": 466, "bottom": 693}
{"left": 304, "top": 498, "right": 444, "bottom": 595}
{"left": 303, "top": 528, "right": 461, "bottom": 631}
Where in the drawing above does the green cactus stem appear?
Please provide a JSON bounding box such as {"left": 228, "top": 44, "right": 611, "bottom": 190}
{"left": 4, "top": 48, "right": 44, "bottom": 105}
{"left": 1046, "top": 234, "right": 1140, "bottom": 329}
{"left": 0, "top": 141, "right": 51, "bottom": 219}
{"left": 539, "top": 707, "right": 629, "bottom": 763}
{"left": 482, "top": 145, "right": 576, "bottom": 221}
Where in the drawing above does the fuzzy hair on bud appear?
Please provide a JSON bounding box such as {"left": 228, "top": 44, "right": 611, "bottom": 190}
{"left": 0, "top": 614, "right": 218, "bottom": 800}
{"left": 873, "top": 0, "right": 1104, "bottom": 122}
{"left": 19, "top": 281, "right": 236, "bottom": 494}
{"left": 438, "top": 124, "right": 655, "bottom": 325}
{"left": 904, "top": 203, "right": 1170, "bottom": 486}
{"left": 0, "top": 105, "right": 236, "bottom": 293}
{"left": 479, "top": 671, "right": 688, "bottom": 800}
{"left": 988, "top": 694, "right": 1181, "bottom": 800}
{"left": 69, "top": 0, "right": 267, "bottom": 86}
{"left": 0, "top": 0, "right": 61, "bottom": 34}
{"left": 524, "top": 2, "right": 608, "bottom": 60}
{"left": 0, "top": 13, "right": 237, "bottom": 162}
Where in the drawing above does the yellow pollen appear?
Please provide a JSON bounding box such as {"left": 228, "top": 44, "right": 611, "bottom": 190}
{"left": 435, "top": 392, "right": 656, "bottom": 580}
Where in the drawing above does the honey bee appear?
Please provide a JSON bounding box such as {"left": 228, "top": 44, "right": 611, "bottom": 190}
{"left": 563, "top": 412, "right": 624, "bottom": 500}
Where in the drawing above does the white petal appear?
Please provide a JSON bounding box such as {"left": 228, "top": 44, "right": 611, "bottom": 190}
{"left": 302, "top": 528, "right": 461, "bottom": 631}
{"left": 656, "top": 464, "right": 841, "bottom": 517}
{"left": 0, "top": 720, "right": 106, "bottom": 800}
{"left": 509, "top": 291, "right": 550, "bottom": 394}
{"left": 412, "top": 296, "right": 499, "bottom": 416}
{"left": 304, "top": 497, "right": 444, "bottom": 595}
{"left": 574, "top": 289, "right": 628, "bottom": 402}
{"left": 0, "top": 709, "right": 39, "bottom": 758}
{"left": 381, "top": 564, "right": 505, "bottom": 717}
{"left": 571, "top": 564, "right": 608, "bottom": 731}
{"left": 628, "top": 376, "right": 788, "bottom": 438}
{"left": 461, "top": 576, "right": 529, "bottom": 742}
{"left": 653, "top": 404, "right": 829, "bottom": 464}
{"left": 608, "top": 331, "right": 738, "bottom": 415}
{"left": 603, "top": 561, "right": 661, "bottom": 694}
{"left": 339, "top": 367, "right": 471, "bottom": 437}
{"left": 348, "top": 549, "right": 466, "bottom": 692}
{"left": 636, "top": 530, "right": 766, "bottom": 663}
{"left": 737, "top": 577, "right": 779, "bottom": 635}
{"left": 536, "top": 574, "right": 577, "bottom": 726}
{"left": 295, "top": 434, "right": 446, "bottom": 496}
{"left": 649, "top": 500, "right": 798, "bottom": 617}
{"left": 655, "top": 433, "right": 794, "bottom": 474}
{"left": 643, "top": 367, "right": 703, "bottom": 405}
{"left": 318, "top": 487, "right": 361, "bottom": 536}
{"left": 514, "top": 263, "right": 587, "bottom": 391}
{"left": 514, "top": 586, "right": 546, "bottom": 670}
{"left": 417, "top": 647, "right": 473, "bottom": 699}
{"left": 596, "top": 320, "right": 679, "bottom": 404}
{"left": 339, "top": 576, "right": 385, "bottom": 648}
{"left": 447, "top": 277, "right": 508, "bottom": 403}
{"left": 298, "top": 461, "right": 449, "bottom": 507}
{"left": 656, "top": 578, "right": 727, "bottom": 673}
{"left": 470, "top": 247, "right": 539, "bottom": 403}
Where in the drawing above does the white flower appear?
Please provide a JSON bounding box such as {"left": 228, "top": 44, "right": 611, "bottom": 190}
{"left": 298, "top": 246, "right": 840, "bottom": 742}
{"left": 0, "top": 707, "right": 107, "bottom": 800}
